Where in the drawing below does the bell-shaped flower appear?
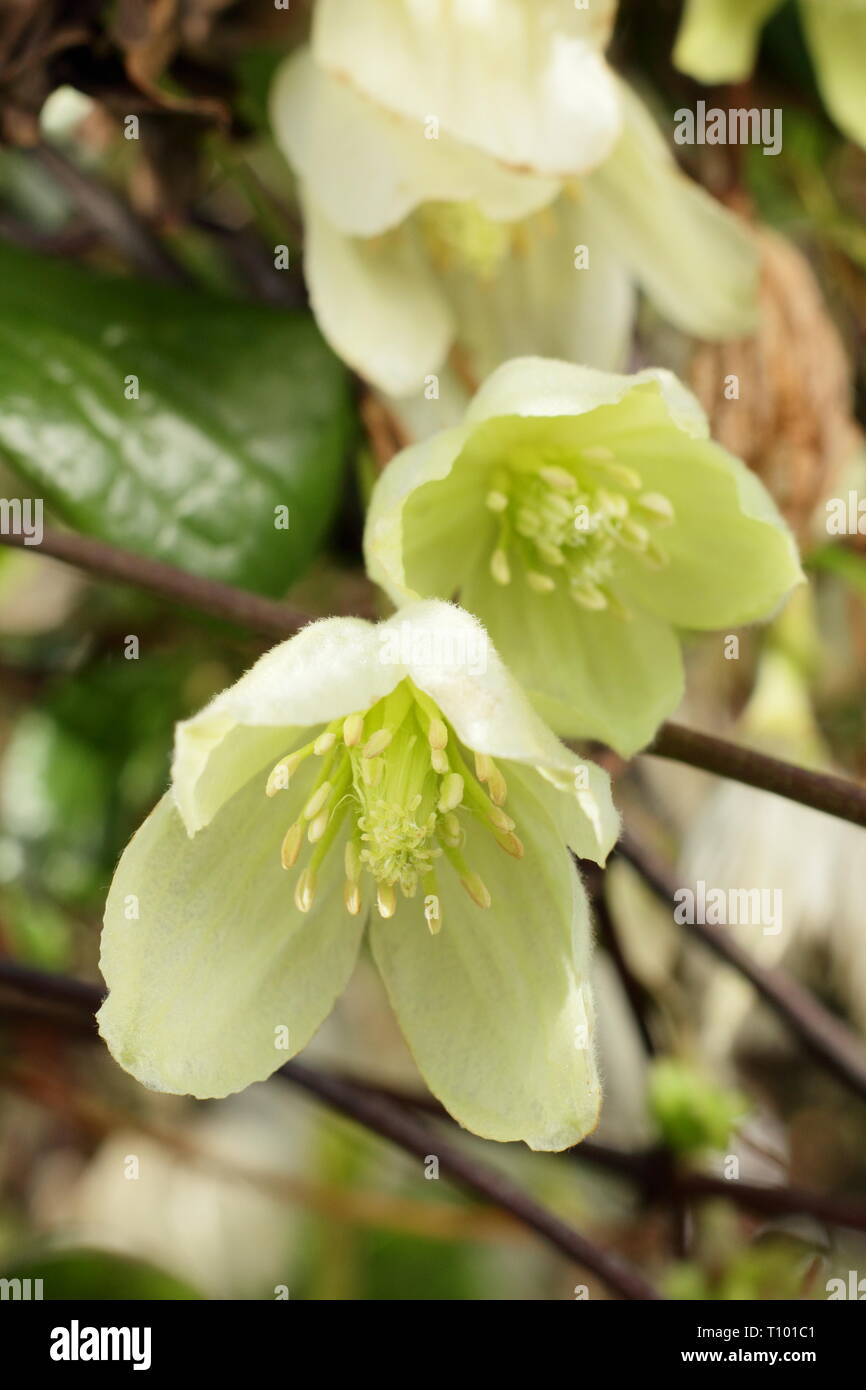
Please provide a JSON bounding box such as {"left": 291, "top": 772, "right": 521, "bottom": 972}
{"left": 675, "top": 0, "right": 866, "bottom": 151}
{"left": 364, "top": 357, "right": 803, "bottom": 755}
{"left": 97, "top": 601, "right": 618, "bottom": 1152}
{"left": 268, "top": 0, "right": 758, "bottom": 399}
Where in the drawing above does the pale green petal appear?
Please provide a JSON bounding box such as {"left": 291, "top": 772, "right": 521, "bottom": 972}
{"left": 674, "top": 0, "right": 782, "bottom": 82}
{"left": 270, "top": 49, "right": 558, "bottom": 239}
{"left": 363, "top": 424, "right": 483, "bottom": 605}
{"left": 460, "top": 565, "right": 685, "bottom": 755}
{"left": 801, "top": 0, "right": 866, "bottom": 150}
{"left": 380, "top": 599, "right": 602, "bottom": 785}
{"left": 507, "top": 760, "right": 620, "bottom": 868}
{"left": 465, "top": 354, "right": 708, "bottom": 437}
{"left": 585, "top": 83, "right": 759, "bottom": 339}
{"left": 173, "top": 616, "right": 397, "bottom": 834}
{"left": 98, "top": 773, "right": 364, "bottom": 1098}
{"left": 370, "top": 772, "right": 600, "bottom": 1150}
{"left": 314, "top": 0, "right": 621, "bottom": 177}
{"left": 611, "top": 435, "right": 804, "bottom": 628}
{"left": 301, "top": 192, "right": 454, "bottom": 397}
{"left": 441, "top": 195, "right": 637, "bottom": 382}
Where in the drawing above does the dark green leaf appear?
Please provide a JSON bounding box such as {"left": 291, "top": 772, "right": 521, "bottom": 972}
{"left": 0, "top": 243, "right": 353, "bottom": 594}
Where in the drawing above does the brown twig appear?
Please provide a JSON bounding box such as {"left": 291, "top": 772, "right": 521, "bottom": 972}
{"left": 618, "top": 832, "right": 866, "bottom": 1105}
{"left": 648, "top": 721, "right": 866, "bottom": 830}
{"left": 0, "top": 960, "right": 660, "bottom": 1300}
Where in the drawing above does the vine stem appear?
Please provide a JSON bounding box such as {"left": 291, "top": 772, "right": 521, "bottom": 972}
{"left": 617, "top": 833, "right": 866, "bottom": 1104}
{"left": 0, "top": 960, "right": 661, "bottom": 1301}
{"left": 4, "top": 528, "right": 866, "bottom": 828}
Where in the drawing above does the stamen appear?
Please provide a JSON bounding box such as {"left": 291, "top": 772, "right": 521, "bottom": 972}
{"left": 438, "top": 773, "right": 464, "bottom": 813}
{"left": 427, "top": 718, "right": 448, "bottom": 750}
{"left": 266, "top": 747, "right": 308, "bottom": 796}
{"left": 343, "top": 712, "right": 364, "bottom": 747}
{"left": 377, "top": 883, "right": 397, "bottom": 918}
{"left": 637, "top": 492, "right": 675, "bottom": 522}
{"left": 496, "top": 831, "right": 525, "bottom": 859}
{"left": 344, "top": 880, "right": 362, "bottom": 915}
{"left": 540, "top": 465, "right": 577, "bottom": 493}
{"left": 431, "top": 747, "right": 449, "bottom": 775}
{"left": 303, "top": 782, "right": 331, "bottom": 821}
{"left": 490, "top": 548, "right": 511, "bottom": 585}
{"left": 314, "top": 730, "right": 337, "bottom": 755}
{"left": 363, "top": 729, "right": 393, "bottom": 759}
{"left": 280, "top": 821, "right": 303, "bottom": 869}
{"left": 527, "top": 570, "right": 556, "bottom": 593}
{"left": 307, "top": 809, "right": 330, "bottom": 843}
{"left": 294, "top": 866, "right": 317, "bottom": 913}
{"left": 486, "top": 489, "right": 509, "bottom": 512}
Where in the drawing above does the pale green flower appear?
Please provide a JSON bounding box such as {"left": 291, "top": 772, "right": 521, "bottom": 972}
{"left": 364, "top": 357, "right": 803, "bottom": 754}
{"left": 98, "top": 601, "right": 618, "bottom": 1151}
{"left": 268, "top": 0, "right": 757, "bottom": 399}
{"left": 675, "top": 0, "right": 866, "bottom": 150}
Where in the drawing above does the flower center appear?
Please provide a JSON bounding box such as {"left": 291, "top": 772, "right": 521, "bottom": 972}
{"left": 484, "top": 447, "right": 675, "bottom": 613}
{"left": 417, "top": 200, "right": 515, "bottom": 281}
{"left": 265, "top": 679, "right": 523, "bottom": 933}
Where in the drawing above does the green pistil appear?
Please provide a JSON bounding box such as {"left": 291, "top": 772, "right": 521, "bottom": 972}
{"left": 266, "top": 679, "right": 521, "bottom": 933}
{"left": 483, "top": 450, "right": 675, "bottom": 611}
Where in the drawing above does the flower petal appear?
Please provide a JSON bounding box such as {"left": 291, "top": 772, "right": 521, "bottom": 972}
{"left": 673, "top": 0, "right": 782, "bottom": 83}
{"left": 384, "top": 599, "right": 602, "bottom": 782}
{"left": 459, "top": 565, "right": 685, "bottom": 754}
{"left": 363, "top": 423, "right": 484, "bottom": 606}
{"left": 370, "top": 771, "right": 600, "bottom": 1150}
{"left": 585, "top": 83, "right": 759, "bottom": 339}
{"left": 314, "top": 0, "right": 621, "bottom": 177}
{"left": 801, "top": 0, "right": 866, "bottom": 150}
{"left": 610, "top": 435, "right": 804, "bottom": 628}
{"left": 97, "top": 774, "right": 364, "bottom": 1098}
{"left": 464, "top": 354, "right": 708, "bottom": 436}
{"left": 300, "top": 193, "right": 456, "bottom": 397}
{"left": 270, "top": 49, "right": 559, "bottom": 239}
{"left": 173, "top": 616, "right": 397, "bottom": 834}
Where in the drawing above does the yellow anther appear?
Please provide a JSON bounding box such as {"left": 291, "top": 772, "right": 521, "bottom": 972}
{"left": 486, "top": 766, "right": 507, "bottom": 806}
{"left": 266, "top": 750, "right": 303, "bottom": 796}
{"left": 294, "top": 866, "right": 317, "bottom": 913}
{"left": 496, "top": 831, "right": 525, "bottom": 859}
{"left": 280, "top": 822, "right": 303, "bottom": 870}
{"left": 440, "top": 811, "right": 463, "bottom": 848}
{"left": 637, "top": 492, "right": 675, "bottom": 523}
{"left": 461, "top": 871, "right": 492, "bottom": 909}
{"left": 363, "top": 728, "right": 393, "bottom": 759}
{"left": 536, "top": 541, "right": 565, "bottom": 567}
{"left": 540, "top": 465, "right": 577, "bottom": 493}
{"left": 344, "top": 840, "right": 361, "bottom": 883}
{"left": 424, "top": 894, "right": 442, "bottom": 935}
{"left": 571, "top": 581, "right": 609, "bottom": 611}
{"left": 344, "top": 880, "right": 362, "bottom": 915}
{"left": 431, "top": 747, "right": 449, "bottom": 775}
{"left": 488, "top": 806, "right": 515, "bottom": 833}
{"left": 527, "top": 570, "right": 556, "bottom": 593}
{"left": 485, "top": 490, "right": 509, "bottom": 512}
{"left": 314, "top": 730, "right": 337, "bottom": 755}
{"left": 438, "top": 772, "right": 464, "bottom": 813}
{"left": 428, "top": 717, "right": 448, "bottom": 750}
{"left": 361, "top": 755, "right": 384, "bottom": 787}
{"left": 490, "top": 548, "right": 511, "bottom": 585}
{"left": 303, "top": 782, "right": 331, "bottom": 821}
{"left": 475, "top": 752, "right": 495, "bottom": 782}
{"left": 377, "top": 883, "right": 397, "bottom": 919}
{"left": 307, "top": 809, "right": 330, "bottom": 843}
{"left": 343, "top": 712, "right": 364, "bottom": 747}
{"left": 581, "top": 446, "right": 614, "bottom": 461}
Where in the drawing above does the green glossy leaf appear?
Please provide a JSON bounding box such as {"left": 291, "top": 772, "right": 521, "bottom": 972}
{"left": 0, "top": 243, "right": 353, "bottom": 594}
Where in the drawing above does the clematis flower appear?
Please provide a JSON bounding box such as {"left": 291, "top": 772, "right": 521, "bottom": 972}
{"left": 675, "top": 0, "right": 866, "bottom": 151}
{"left": 97, "top": 601, "right": 618, "bottom": 1152}
{"left": 364, "top": 357, "right": 803, "bottom": 755}
{"left": 268, "top": 0, "right": 757, "bottom": 400}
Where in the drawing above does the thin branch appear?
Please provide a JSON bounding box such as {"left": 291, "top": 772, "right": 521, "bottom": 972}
{"left": 618, "top": 832, "right": 866, "bottom": 1105}
{"left": 0, "top": 528, "right": 318, "bottom": 639}
{"left": 0, "top": 960, "right": 660, "bottom": 1300}
{"left": 6, "top": 528, "right": 866, "bottom": 832}
{"left": 648, "top": 721, "right": 866, "bottom": 830}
